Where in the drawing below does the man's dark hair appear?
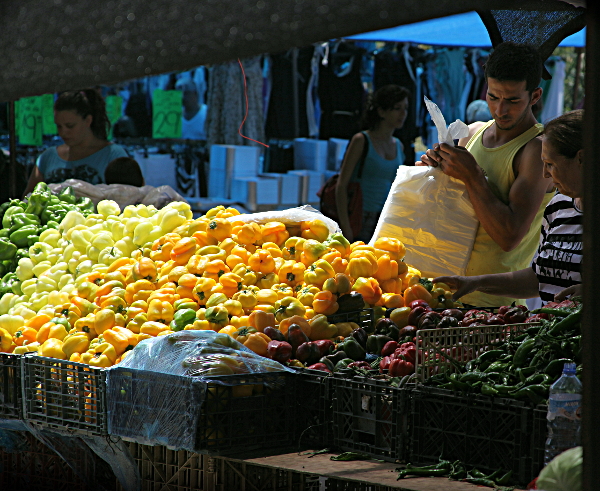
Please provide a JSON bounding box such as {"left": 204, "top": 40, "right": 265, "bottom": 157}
{"left": 105, "top": 157, "right": 145, "bottom": 187}
{"left": 484, "top": 42, "right": 543, "bottom": 93}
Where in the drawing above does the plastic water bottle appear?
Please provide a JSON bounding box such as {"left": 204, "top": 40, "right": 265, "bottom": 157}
{"left": 544, "top": 362, "right": 582, "bottom": 464}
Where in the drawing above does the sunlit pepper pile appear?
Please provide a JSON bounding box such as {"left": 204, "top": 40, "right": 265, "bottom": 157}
{"left": 0, "top": 195, "right": 455, "bottom": 368}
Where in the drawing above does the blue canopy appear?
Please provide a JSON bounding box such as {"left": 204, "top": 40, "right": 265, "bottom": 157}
{"left": 347, "top": 11, "right": 585, "bottom": 48}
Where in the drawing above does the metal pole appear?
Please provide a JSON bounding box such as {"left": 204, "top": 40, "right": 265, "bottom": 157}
{"left": 573, "top": 47, "right": 584, "bottom": 109}
{"left": 582, "top": 4, "right": 599, "bottom": 491}
{"left": 291, "top": 47, "right": 300, "bottom": 139}
{"left": 8, "top": 101, "right": 17, "bottom": 199}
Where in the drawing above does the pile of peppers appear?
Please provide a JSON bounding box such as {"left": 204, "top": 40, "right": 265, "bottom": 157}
{"left": 423, "top": 302, "right": 582, "bottom": 405}
{"left": 397, "top": 459, "right": 514, "bottom": 489}
{"left": 0, "top": 182, "right": 94, "bottom": 291}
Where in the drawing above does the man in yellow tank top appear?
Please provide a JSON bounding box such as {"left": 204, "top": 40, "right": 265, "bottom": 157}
{"left": 420, "top": 42, "right": 555, "bottom": 307}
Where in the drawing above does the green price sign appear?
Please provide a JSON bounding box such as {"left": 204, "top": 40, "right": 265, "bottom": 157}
{"left": 19, "top": 96, "right": 43, "bottom": 146}
{"left": 152, "top": 89, "right": 182, "bottom": 139}
{"left": 41, "top": 93, "right": 57, "bottom": 135}
{"left": 105, "top": 95, "right": 123, "bottom": 140}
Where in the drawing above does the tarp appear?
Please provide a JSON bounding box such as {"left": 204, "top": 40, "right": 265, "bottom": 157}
{"left": 348, "top": 11, "right": 585, "bottom": 47}
{"left": 0, "top": 0, "right": 583, "bottom": 102}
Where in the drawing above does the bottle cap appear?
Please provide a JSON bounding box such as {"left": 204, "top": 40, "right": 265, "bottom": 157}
{"left": 563, "top": 362, "right": 576, "bottom": 375}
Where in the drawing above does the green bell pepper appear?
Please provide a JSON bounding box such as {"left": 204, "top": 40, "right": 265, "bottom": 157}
{"left": 10, "top": 224, "right": 39, "bottom": 248}
{"left": 339, "top": 336, "right": 366, "bottom": 361}
{"left": 2, "top": 206, "right": 27, "bottom": 229}
{"left": 76, "top": 197, "right": 95, "bottom": 214}
{"left": 170, "top": 308, "right": 197, "bottom": 331}
{"left": 25, "top": 184, "right": 51, "bottom": 215}
{"left": 0, "top": 237, "right": 17, "bottom": 261}
{"left": 58, "top": 186, "right": 77, "bottom": 205}
{"left": 366, "top": 334, "right": 394, "bottom": 356}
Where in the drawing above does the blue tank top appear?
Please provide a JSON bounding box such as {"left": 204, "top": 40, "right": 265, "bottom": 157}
{"left": 351, "top": 132, "right": 404, "bottom": 212}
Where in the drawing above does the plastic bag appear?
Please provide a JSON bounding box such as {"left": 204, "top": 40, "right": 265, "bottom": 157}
{"left": 226, "top": 204, "right": 341, "bottom": 235}
{"left": 49, "top": 178, "right": 187, "bottom": 209}
{"left": 536, "top": 446, "right": 582, "bottom": 491}
{"left": 369, "top": 165, "right": 479, "bottom": 277}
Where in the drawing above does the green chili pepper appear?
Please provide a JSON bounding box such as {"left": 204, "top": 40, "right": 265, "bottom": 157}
{"left": 459, "top": 372, "right": 488, "bottom": 383}
{"left": 512, "top": 338, "right": 536, "bottom": 367}
{"left": 481, "top": 383, "right": 499, "bottom": 397}
{"left": 476, "top": 349, "right": 505, "bottom": 364}
{"left": 547, "top": 309, "right": 582, "bottom": 336}
{"left": 466, "top": 477, "right": 497, "bottom": 487}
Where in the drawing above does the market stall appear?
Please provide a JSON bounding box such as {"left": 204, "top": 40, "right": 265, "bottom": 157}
{"left": 0, "top": 1, "right": 596, "bottom": 490}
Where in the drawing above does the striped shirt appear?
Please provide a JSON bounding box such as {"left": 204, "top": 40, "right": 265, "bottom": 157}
{"left": 532, "top": 193, "right": 582, "bottom": 304}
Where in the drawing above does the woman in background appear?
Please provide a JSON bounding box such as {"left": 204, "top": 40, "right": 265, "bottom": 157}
{"left": 335, "top": 84, "right": 409, "bottom": 242}
{"left": 24, "top": 88, "right": 128, "bottom": 195}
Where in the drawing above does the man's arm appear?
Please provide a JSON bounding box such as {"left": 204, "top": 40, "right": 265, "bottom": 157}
{"left": 434, "top": 137, "right": 552, "bottom": 251}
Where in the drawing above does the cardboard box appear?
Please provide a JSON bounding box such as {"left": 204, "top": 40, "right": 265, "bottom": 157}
{"left": 230, "top": 177, "right": 279, "bottom": 211}
{"left": 260, "top": 172, "right": 301, "bottom": 205}
{"left": 208, "top": 145, "right": 260, "bottom": 198}
{"left": 288, "top": 170, "right": 325, "bottom": 205}
{"left": 327, "top": 138, "right": 349, "bottom": 171}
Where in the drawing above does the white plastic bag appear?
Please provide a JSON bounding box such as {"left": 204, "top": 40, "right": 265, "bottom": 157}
{"left": 369, "top": 166, "right": 479, "bottom": 278}
{"left": 226, "top": 204, "right": 341, "bottom": 235}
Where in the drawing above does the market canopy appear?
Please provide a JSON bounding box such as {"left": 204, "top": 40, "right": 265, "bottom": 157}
{"left": 347, "top": 11, "right": 586, "bottom": 48}
{"left": 0, "top": 0, "right": 585, "bottom": 102}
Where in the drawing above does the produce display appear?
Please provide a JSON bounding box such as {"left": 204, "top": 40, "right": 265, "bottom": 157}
{"left": 0, "top": 188, "right": 452, "bottom": 370}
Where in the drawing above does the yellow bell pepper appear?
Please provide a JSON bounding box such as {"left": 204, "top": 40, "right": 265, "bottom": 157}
{"left": 218, "top": 325, "right": 239, "bottom": 337}
{"left": 140, "top": 321, "right": 170, "bottom": 336}
{"left": 95, "top": 309, "right": 117, "bottom": 335}
{"left": 206, "top": 218, "right": 232, "bottom": 242}
{"left": 308, "top": 314, "right": 338, "bottom": 341}
{"left": 300, "top": 239, "right": 328, "bottom": 265}
{"left": 205, "top": 292, "right": 228, "bottom": 307}
{"left": 0, "top": 327, "right": 13, "bottom": 352}
{"left": 229, "top": 315, "right": 250, "bottom": 329}
{"left": 13, "top": 342, "right": 39, "bottom": 354}
{"left": 170, "top": 237, "right": 199, "bottom": 265}
{"left": 324, "top": 233, "right": 351, "bottom": 257}
{"left": 296, "top": 284, "right": 321, "bottom": 307}
{"left": 192, "top": 277, "right": 217, "bottom": 305}
{"left": 0, "top": 314, "right": 25, "bottom": 335}
{"left": 373, "top": 237, "right": 406, "bottom": 262}
{"left": 277, "top": 260, "right": 306, "bottom": 286}
{"left": 323, "top": 273, "right": 352, "bottom": 296}
{"left": 379, "top": 293, "right": 405, "bottom": 309}
{"left": 124, "top": 279, "right": 155, "bottom": 305}
{"left": 282, "top": 237, "right": 305, "bottom": 261}
{"left": 300, "top": 219, "right": 329, "bottom": 242}
{"left": 352, "top": 277, "right": 383, "bottom": 305}
{"left": 271, "top": 283, "right": 294, "bottom": 300}
{"left": 373, "top": 254, "right": 399, "bottom": 283}
{"left": 103, "top": 326, "right": 136, "bottom": 355}
{"left": 219, "top": 272, "right": 243, "bottom": 297}
{"left": 184, "top": 319, "right": 213, "bottom": 331}
{"left": 304, "top": 259, "right": 335, "bottom": 287}
{"left": 278, "top": 315, "right": 311, "bottom": 338}
{"left": 234, "top": 221, "right": 263, "bottom": 245}
{"left": 231, "top": 264, "right": 258, "bottom": 286}
{"left": 260, "top": 221, "right": 289, "bottom": 247}
{"left": 131, "top": 257, "right": 158, "bottom": 282}
{"left": 74, "top": 314, "right": 97, "bottom": 338}
{"left": 256, "top": 272, "right": 278, "bottom": 290}
{"left": 347, "top": 252, "right": 378, "bottom": 278}
{"left": 330, "top": 257, "right": 349, "bottom": 274}
{"left": 248, "top": 249, "right": 276, "bottom": 275}
{"left": 36, "top": 322, "right": 68, "bottom": 344}
{"left": 147, "top": 299, "right": 175, "bottom": 325}
{"left": 380, "top": 277, "right": 402, "bottom": 294}
{"left": 232, "top": 289, "right": 258, "bottom": 310}
{"left": 39, "top": 337, "right": 67, "bottom": 359}
{"left": 62, "top": 332, "right": 91, "bottom": 358}
{"left": 127, "top": 313, "right": 147, "bottom": 333}
{"left": 82, "top": 342, "right": 117, "bottom": 367}
{"left": 256, "top": 289, "right": 279, "bottom": 305}
{"left": 274, "top": 296, "right": 306, "bottom": 322}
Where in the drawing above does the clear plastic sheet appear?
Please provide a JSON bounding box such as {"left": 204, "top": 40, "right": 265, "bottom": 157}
{"left": 105, "top": 331, "right": 294, "bottom": 451}
{"left": 109, "top": 330, "right": 294, "bottom": 380}
{"left": 83, "top": 435, "right": 141, "bottom": 491}
{"left": 0, "top": 427, "right": 29, "bottom": 453}
{"left": 48, "top": 179, "right": 187, "bottom": 209}
{"left": 370, "top": 163, "right": 479, "bottom": 278}
{"left": 225, "top": 204, "right": 341, "bottom": 234}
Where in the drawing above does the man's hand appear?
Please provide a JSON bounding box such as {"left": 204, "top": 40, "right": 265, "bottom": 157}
{"left": 417, "top": 147, "right": 442, "bottom": 167}
{"left": 432, "top": 143, "right": 482, "bottom": 182}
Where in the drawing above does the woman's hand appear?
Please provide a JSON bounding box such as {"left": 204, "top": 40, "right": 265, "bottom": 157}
{"left": 432, "top": 275, "right": 480, "bottom": 301}
{"left": 554, "top": 284, "right": 582, "bottom": 302}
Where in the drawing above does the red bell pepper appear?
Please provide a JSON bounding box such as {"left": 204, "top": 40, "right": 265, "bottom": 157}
{"left": 394, "top": 341, "right": 416, "bottom": 364}
{"left": 388, "top": 358, "right": 414, "bottom": 377}
{"left": 267, "top": 340, "right": 293, "bottom": 364}
{"left": 381, "top": 340, "right": 399, "bottom": 357}
{"left": 307, "top": 363, "right": 332, "bottom": 373}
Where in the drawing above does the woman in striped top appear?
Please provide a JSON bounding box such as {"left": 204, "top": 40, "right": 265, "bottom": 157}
{"left": 434, "top": 110, "right": 583, "bottom": 306}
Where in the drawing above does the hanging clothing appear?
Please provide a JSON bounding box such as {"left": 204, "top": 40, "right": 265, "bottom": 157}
{"left": 181, "top": 104, "right": 207, "bottom": 140}
{"left": 206, "top": 57, "right": 265, "bottom": 147}
{"left": 265, "top": 47, "right": 314, "bottom": 140}
{"left": 461, "top": 121, "right": 554, "bottom": 307}
{"left": 318, "top": 42, "right": 365, "bottom": 140}
{"left": 540, "top": 58, "right": 566, "bottom": 124}
{"left": 175, "top": 144, "right": 208, "bottom": 197}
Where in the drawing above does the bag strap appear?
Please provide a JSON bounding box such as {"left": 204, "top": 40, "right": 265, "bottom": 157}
{"left": 356, "top": 131, "right": 369, "bottom": 179}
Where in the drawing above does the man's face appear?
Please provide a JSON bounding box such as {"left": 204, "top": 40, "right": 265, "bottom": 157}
{"left": 486, "top": 78, "right": 541, "bottom": 131}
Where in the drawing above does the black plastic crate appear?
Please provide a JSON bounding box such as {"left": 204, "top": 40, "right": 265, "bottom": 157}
{"left": 21, "top": 354, "right": 107, "bottom": 436}
{"left": 530, "top": 404, "right": 548, "bottom": 482}
{"left": 107, "top": 367, "right": 295, "bottom": 456}
{"left": 0, "top": 353, "right": 21, "bottom": 419}
{"left": 331, "top": 374, "right": 407, "bottom": 462}
{"left": 327, "top": 309, "right": 373, "bottom": 332}
{"left": 410, "top": 386, "right": 533, "bottom": 483}
{"left": 292, "top": 367, "right": 333, "bottom": 449}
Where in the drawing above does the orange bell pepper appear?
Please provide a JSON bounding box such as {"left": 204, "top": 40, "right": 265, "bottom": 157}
{"left": 312, "top": 290, "right": 339, "bottom": 316}
{"left": 330, "top": 257, "right": 349, "bottom": 274}
{"left": 260, "top": 222, "right": 289, "bottom": 247}
{"left": 13, "top": 327, "right": 38, "bottom": 346}
{"left": 373, "top": 254, "right": 399, "bottom": 283}
{"left": 352, "top": 277, "right": 382, "bottom": 305}
{"left": 380, "top": 277, "right": 402, "bottom": 294}
{"left": 278, "top": 315, "right": 311, "bottom": 338}
{"left": 131, "top": 257, "right": 158, "bottom": 283}
{"left": 403, "top": 284, "right": 433, "bottom": 306}
{"left": 248, "top": 310, "right": 276, "bottom": 332}
{"left": 171, "top": 237, "right": 199, "bottom": 265}
{"left": 300, "top": 219, "right": 329, "bottom": 242}
{"left": 243, "top": 332, "right": 271, "bottom": 356}
{"left": 234, "top": 221, "right": 263, "bottom": 245}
